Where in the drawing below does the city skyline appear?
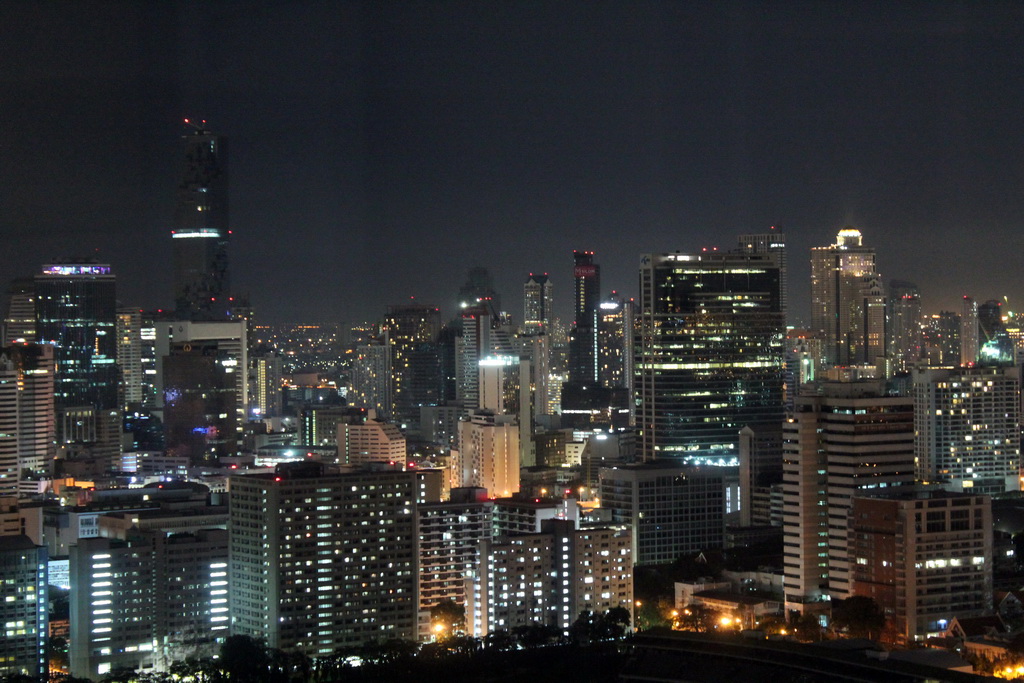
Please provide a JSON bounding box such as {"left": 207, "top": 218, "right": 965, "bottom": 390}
{"left": 3, "top": 3, "right": 1024, "bottom": 326}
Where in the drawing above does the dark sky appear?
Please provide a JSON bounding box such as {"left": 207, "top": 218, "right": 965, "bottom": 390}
{"left": 2, "top": 1, "right": 1023, "bottom": 327}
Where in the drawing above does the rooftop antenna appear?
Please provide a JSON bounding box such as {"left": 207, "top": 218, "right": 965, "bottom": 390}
{"left": 183, "top": 118, "right": 209, "bottom": 133}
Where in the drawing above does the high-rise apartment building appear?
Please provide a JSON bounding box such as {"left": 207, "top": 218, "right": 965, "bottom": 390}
{"left": 117, "top": 307, "right": 144, "bottom": 409}
{"left": 34, "top": 261, "right": 119, "bottom": 457}
{"left": 172, "top": 122, "right": 231, "bottom": 321}
{"left": 229, "top": 463, "right": 427, "bottom": 655}
{"left": 636, "top": 250, "right": 784, "bottom": 464}
{"left": 0, "top": 344, "right": 55, "bottom": 496}
{"left": 349, "top": 338, "right": 392, "bottom": 420}
{"left": 385, "top": 303, "right": 442, "bottom": 431}
{"left": 569, "top": 251, "right": 600, "bottom": 385}
{"left": 69, "top": 529, "right": 229, "bottom": 678}
{"left": 0, "top": 535, "right": 47, "bottom": 680}
{"left": 913, "top": 365, "right": 1021, "bottom": 495}
{"left": 782, "top": 382, "right": 915, "bottom": 612}
{"left": 249, "top": 348, "right": 283, "bottom": 418}
{"left": 810, "top": 228, "right": 885, "bottom": 367}
{"left": 468, "top": 519, "right": 632, "bottom": 636}
{"left": 338, "top": 416, "right": 406, "bottom": 466}
{"left": 454, "top": 411, "right": 520, "bottom": 498}
{"left": 417, "top": 487, "right": 494, "bottom": 638}
{"left": 850, "top": 488, "right": 992, "bottom": 641}
{"left": 921, "top": 312, "right": 961, "bottom": 366}
{"left": 887, "top": 280, "right": 922, "bottom": 373}
{"left": 523, "top": 273, "right": 553, "bottom": 331}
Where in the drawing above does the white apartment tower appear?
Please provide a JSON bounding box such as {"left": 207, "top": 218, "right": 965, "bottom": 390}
{"left": 338, "top": 417, "right": 407, "bottom": 466}
{"left": 0, "top": 344, "right": 54, "bottom": 496}
{"left": 455, "top": 411, "right": 520, "bottom": 498}
{"left": 229, "top": 463, "right": 427, "bottom": 656}
{"left": 913, "top": 365, "right": 1021, "bottom": 495}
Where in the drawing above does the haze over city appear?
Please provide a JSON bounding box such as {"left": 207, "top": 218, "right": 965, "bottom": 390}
{"left": 3, "top": 2, "right": 1024, "bottom": 324}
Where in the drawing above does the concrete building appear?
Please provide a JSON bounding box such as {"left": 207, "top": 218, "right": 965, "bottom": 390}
{"left": 417, "top": 487, "right": 494, "bottom": 638}
{"left": 782, "top": 382, "right": 915, "bottom": 613}
{"left": 69, "top": 529, "right": 229, "bottom": 679}
{"left": 338, "top": 416, "right": 407, "bottom": 467}
{"left": 467, "top": 519, "right": 632, "bottom": 636}
{"left": 454, "top": 411, "right": 520, "bottom": 498}
{"left": 0, "top": 535, "right": 47, "bottom": 680}
{"left": 0, "top": 344, "right": 55, "bottom": 496}
{"left": 229, "top": 462, "right": 430, "bottom": 656}
{"left": 913, "top": 365, "right": 1021, "bottom": 495}
{"left": 599, "top": 462, "right": 726, "bottom": 565}
{"left": 851, "top": 488, "right": 992, "bottom": 641}
{"left": 961, "top": 296, "right": 979, "bottom": 367}
{"left": 887, "top": 280, "right": 923, "bottom": 373}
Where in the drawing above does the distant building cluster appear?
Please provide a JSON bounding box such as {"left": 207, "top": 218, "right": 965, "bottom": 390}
{"left": 1, "top": 128, "right": 1022, "bottom": 680}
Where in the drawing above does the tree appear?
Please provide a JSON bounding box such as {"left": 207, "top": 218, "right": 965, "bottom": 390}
{"left": 483, "top": 629, "right": 515, "bottom": 651}
{"left": 429, "top": 599, "right": 466, "bottom": 638}
{"left": 792, "top": 612, "right": 825, "bottom": 642}
{"left": 220, "top": 635, "right": 269, "bottom": 681}
{"left": 831, "top": 596, "right": 885, "bottom": 640}
{"left": 677, "top": 604, "right": 720, "bottom": 633}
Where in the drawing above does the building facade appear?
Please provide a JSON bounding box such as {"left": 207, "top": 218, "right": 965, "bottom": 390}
{"left": 850, "top": 489, "right": 992, "bottom": 641}
{"left": 636, "top": 249, "right": 784, "bottom": 464}
{"left": 913, "top": 365, "right": 1021, "bottom": 495}
{"left": 782, "top": 382, "right": 915, "bottom": 612}
{"left": 172, "top": 124, "right": 231, "bottom": 321}
{"left": 0, "top": 344, "right": 54, "bottom": 496}
{"left": 229, "top": 463, "right": 426, "bottom": 656}
{"left": 599, "top": 462, "right": 725, "bottom": 565}
{"left": 810, "top": 228, "right": 884, "bottom": 367}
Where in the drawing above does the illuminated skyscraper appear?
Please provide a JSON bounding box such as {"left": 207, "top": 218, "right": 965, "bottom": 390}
{"left": 636, "top": 249, "right": 784, "bottom": 464}
{"left": 3, "top": 278, "right": 35, "bottom": 344}
{"left": 523, "top": 273, "right": 553, "bottom": 331}
{"left": 172, "top": 122, "right": 230, "bottom": 321}
{"left": 385, "top": 303, "right": 442, "bottom": 431}
{"left": 738, "top": 228, "right": 787, "bottom": 318}
{"left": 597, "top": 292, "right": 633, "bottom": 391}
{"left": 0, "top": 344, "right": 55, "bottom": 496}
{"left": 961, "top": 296, "right": 979, "bottom": 366}
{"left": 116, "top": 307, "right": 144, "bottom": 409}
{"left": 34, "top": 262, "right": 119, "bottom": 455}
{"left": 810, "top": 228, "right": 885, "bottom": 367}
{"left": 887, "top": 280, "right": 922, "bottom": 373}
{"left": 569, "top": 251, "right": 600, "bottom": 384}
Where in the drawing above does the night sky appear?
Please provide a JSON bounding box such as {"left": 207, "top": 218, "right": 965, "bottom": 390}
{"left": 2, "top": 1, "right": 1023, "bottom": 327}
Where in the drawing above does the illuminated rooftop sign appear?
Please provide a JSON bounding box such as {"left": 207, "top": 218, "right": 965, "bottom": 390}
{"left": 41, "top": 264, "right": 111, "bottom": 276}
{"left": 171, "top": 228, "right": 223, "bottom": 239}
